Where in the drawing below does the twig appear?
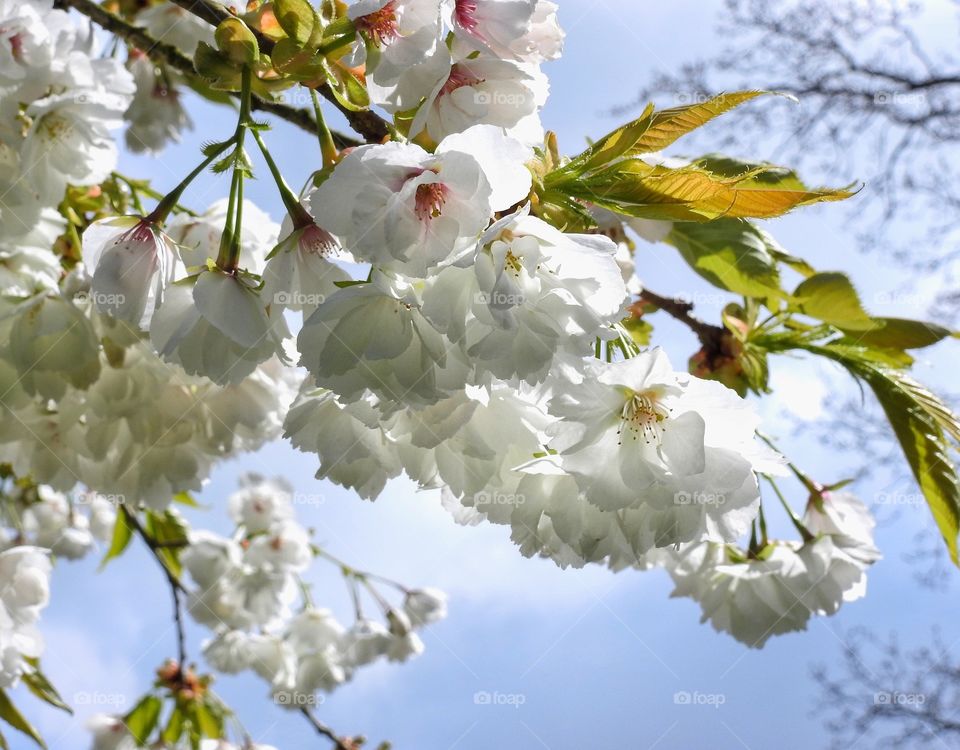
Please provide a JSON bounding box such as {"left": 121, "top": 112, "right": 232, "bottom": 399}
{"left": 162, "top": 0, "right": 390, "bottom": 143}
{"left": 53, "top": 0, "right": 361, "bottom": 148}
{"left": 121, "top": 505, "right": 188, "bottom": 671}
{"left": 300, "top": 707, "right": 361, "bottom": 750}
{"left": 638, "top": 288, "right": 725, "bottom": 346}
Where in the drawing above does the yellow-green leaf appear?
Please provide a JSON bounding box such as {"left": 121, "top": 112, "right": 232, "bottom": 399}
{"left": 124, "top": 695, "right": 162, "bottom": 746}
{"left": 272, "top": 0, "right": 319, "bottom": 44}
{"left": 846, "top": 317, "right": 955, "bottom": 350}
{"left": 215, "top": 18, "right": 259, "bottom": 66}
{"left": 0, "top": 689, "right": 45, "bottom": 749}
{"left": 555, "top": 159, "right": 854, "bottom": 221}
{"left": 792, "top": 272, "right": 875, "bottom": 330}
{"left": 99, "top": 507, "right": 134, "bottom": 570}
{"left": 666, "top": 219, "right": 783, "bottom": 299}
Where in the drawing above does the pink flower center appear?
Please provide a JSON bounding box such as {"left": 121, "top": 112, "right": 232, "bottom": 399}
{"left": 299, "top": 223, "right": 338, "bottom": 257}
{"left": 440, "top": 64, "right": 485, "bottom": 96}
{"left": 355, "top": 1, "right": 399, "bottom": 46}
{"left": 454, "top": 0, "right": 480, "bottom": 34}
{"left": 415, "top": 182, "right": 448, "bottom": 221}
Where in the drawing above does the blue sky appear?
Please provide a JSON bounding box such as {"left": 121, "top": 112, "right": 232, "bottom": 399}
{"left": 26, "top": 2, "right": 960, "bottom": 749}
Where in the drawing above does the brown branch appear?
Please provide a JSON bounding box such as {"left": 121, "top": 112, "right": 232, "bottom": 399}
{"left": 121, "top": 505, "right": 188, "bottom": 671}
{"left": 638, "top": 288, "right": 725, "bottom": 347}
{"left": 300, "top": 707, "right": 363, "bottom": 750}
{"left": 54, "top": 0, "right": 361, "bottom": 149}
{"left": 164, "top": 0, "right": 389, "bottom": 143}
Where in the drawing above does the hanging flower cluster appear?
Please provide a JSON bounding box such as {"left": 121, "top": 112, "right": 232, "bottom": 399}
{"left": 1, "top": 0, "right": 957, "bottom": 746}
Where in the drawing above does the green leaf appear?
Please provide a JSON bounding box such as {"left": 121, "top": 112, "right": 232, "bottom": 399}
{"left": 215, "top": 18, "right": 260, "bottom": 66}
{"left": 162, "top": 706, "right": 185, "bottom": 745}
{"left": 568, "top": 92, "right": 770, "bottom": 173}
{"left": 845, "top": 317, "right": 955, "bottom": 350}
{"left": 324, "top": 59, "right": 370, "bottom": 111}
{"left": 173, "top": 492, "right": 201, "bottom": 508}
{"left": 627, "top": 92, "right": 771, "bottom": 155}
{"left": 549, "top": 158, "right": 854, "bottom": 222}
{"left": 144, "top": 511, "right": 189, "bottom": 578}
{"left": 759, "top": 331, "right": 960, "bottom": 565}
{"left": 123, "top": 695, "right": 163, "bottom": 746}
{"left": 0, "top": 689, "right": 45, "bottom": 749}
{"left": 189, "top": 700, "right": 224, "bottom": 739}
{"left": 666, "top": 219, "right": 783, "bottom": 299}
{"left": 22, "top": 666, "right": 72, "bottom": 714}
{"left": 792, "top": 272, "right": 875, "bottom": 331}
{"left": 272, "top": 0, "right": 319, "bottom": 44}
{"left": 99, "top": 507, "right": 134, "bottom": 570}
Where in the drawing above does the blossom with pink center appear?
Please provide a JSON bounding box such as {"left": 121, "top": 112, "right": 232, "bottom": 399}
{"left": 81, "top": 215, "right": 182, "bottom": 327}
{"left": 308, "top": 126, "right": 532, "bottom": 275}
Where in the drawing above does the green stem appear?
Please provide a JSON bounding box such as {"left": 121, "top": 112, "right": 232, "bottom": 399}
{"left": 310, "top": 89, "right": 340, "bottom": 168}
{"left": 251, "top": 129, "right": 313, "bottom": 227}
{"left": 762, "top": 475, "right": 815, "bottom": 543}
{"left": 216, "top": 67, "right": 254, "bottom": 272}
{"left": 757, "top": 432, "right": 821, "bottom": 494}
{"left": 146, "top": 140, "right": 234, "bottom": 225}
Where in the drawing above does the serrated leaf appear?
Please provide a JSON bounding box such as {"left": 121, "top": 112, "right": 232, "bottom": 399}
{"left": 629, "top": 92, "right": 770, "bottom": 155}
{"left": 553, "top": 158, "right": 854, "bottom": 222}
{"left": 0, "top": 690, "right": 45, "bottom": 749}
{"left": 99, "top": 508, "right": 134, "bottom": 570}
{"left": 124, "top": 695, "right": 162, "bottom": 746}
{"left": 760, "top": 332, "right": 960, "bottom": 565}
{"left": 324, "top": 59, "right": 369, "bottom": 111}
{"left": 22, "top": 668, "right": 72, "bottom": 714}
{"left": 666, "top": 219, "right": 782, "bottom": 299}
{"left": 792, "top": 272, "right": 875, "bottom": 330}
{"left": 845, "top": 317, "right": 954, "bottom": 350}
{"left": 215, "top": 18, "right": 260, "bottom": 66}
{"left": 272, "top": 0, "right": 319, "bottom": 44}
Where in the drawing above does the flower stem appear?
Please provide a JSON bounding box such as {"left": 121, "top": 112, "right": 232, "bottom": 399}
{"left": 216, "top": 66, "right": 254, "bottom": 272}
{"left": 310, "top": 89, "right": 340, "bottom": 168}
{"left": 251, "top": 128, "right": 313, "bottom": 227}
{"left": 146, "top": 140, "right": 234, "bottom": 225}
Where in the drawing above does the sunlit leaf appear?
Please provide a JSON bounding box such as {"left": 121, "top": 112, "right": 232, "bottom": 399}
{"left": 0, "top": 690, "right": 45, "bottom": 749}
{"left": 792, "top": 272, "right": 875, "bottom": 331}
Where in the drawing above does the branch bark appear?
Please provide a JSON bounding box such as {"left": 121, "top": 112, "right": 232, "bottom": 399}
{"left": 300, "top": 707, "right": 362, "bottom": 750}
{"left": 54, "top": 0, "right": 362, "bottom": 148}
{"left": 638, "top": 288, "right": 725, "bottom": 347}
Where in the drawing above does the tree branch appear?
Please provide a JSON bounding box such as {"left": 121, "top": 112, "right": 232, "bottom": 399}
{"left": 163, "top": 0, "right": 390, "bottom": 143}
{"left": 121, "top": 505, "right": 188, "bottom": 672}
{"left": 638, "top": 288, "right": 725, "bottom": 347}
{"left": 54, "top": 0, "right": 361, "bottom": 149}
{"left": 300, "top": 707, "right": 363, "bottom": 750}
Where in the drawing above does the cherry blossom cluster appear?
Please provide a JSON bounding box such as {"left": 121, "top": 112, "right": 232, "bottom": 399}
{"left": 0, "top": 546, "right": 51, "bottom": 689}
{"left": 0, "top": 0, "right": 884, "bottom": 662}
{"left": 182, "top": 473, "right": 446, "bottom": 704}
